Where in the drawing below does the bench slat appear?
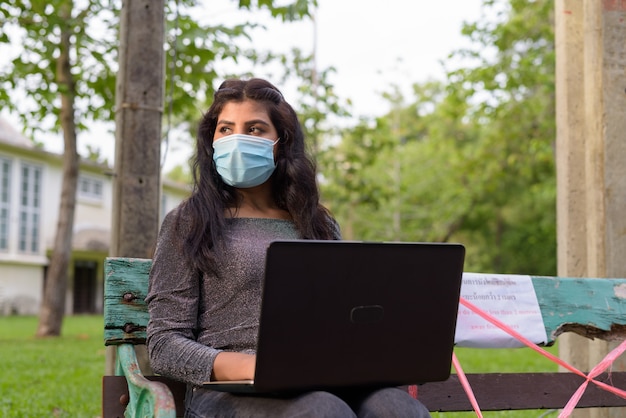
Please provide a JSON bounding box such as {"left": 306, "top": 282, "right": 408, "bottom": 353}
{"left": 104, "top": 258, "right": 152, "bottom": 344}
{"left": 103, "top": 258, "right": 626, "bottom": 346}
{"left": 102, "top": 371, "right": 626, "bottom": 414}
{"left": 418, "top": 372, "right": 626, "bottom": 411}
{"left": 533, "top": 276, "right": 626, "bottom": 343}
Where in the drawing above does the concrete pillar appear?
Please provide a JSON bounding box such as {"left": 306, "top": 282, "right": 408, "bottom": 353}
{"left": 555, "top": 3, "right": 590, "bottom": 415}
{"left": 556, "top": 1, "right": 626, "bottom": 417}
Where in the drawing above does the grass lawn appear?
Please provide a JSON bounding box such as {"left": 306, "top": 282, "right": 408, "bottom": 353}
{"left": 0, "top": 315, "right": 561, "bottom": 417}
{"left": 1, "top": 315, "right": 104, "bottom": 418}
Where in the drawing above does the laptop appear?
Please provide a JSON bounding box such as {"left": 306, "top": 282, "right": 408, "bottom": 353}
{"left": 203, "top": 240, "right": 465, "bottom": 394}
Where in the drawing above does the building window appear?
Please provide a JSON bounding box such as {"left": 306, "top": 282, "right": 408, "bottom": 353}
{"left": 19, "top": 162, "right": 42, "bottom": 254}
{"left": 0, "top": 157, "right": 11, "bottom": 251}
{"left": 79, "top": 175, "right": 103, "bottom": 202}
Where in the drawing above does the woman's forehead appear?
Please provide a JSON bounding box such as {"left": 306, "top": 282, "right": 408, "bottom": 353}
{"left": 218, "top": 100, "right": 271, "bottom": 121}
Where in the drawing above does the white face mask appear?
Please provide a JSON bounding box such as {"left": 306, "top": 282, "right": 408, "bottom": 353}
{"left": 212, "top": 134, "right": 279, "bottom": 188}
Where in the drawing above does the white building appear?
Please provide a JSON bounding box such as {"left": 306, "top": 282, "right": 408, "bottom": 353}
{"left": 0, "top": 118, "right": 189, "bottom": 315}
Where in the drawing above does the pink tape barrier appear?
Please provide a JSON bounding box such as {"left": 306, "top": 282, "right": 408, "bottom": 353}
{"left": 452, "top": 351, "right": 483, "bottom": 417}
{"left": 454, "top": 297, "right": 626, "bottom": 417}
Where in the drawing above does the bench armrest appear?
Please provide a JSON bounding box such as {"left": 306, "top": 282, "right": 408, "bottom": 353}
{"left": 116, "top": 344, "right": 177, "bottom": 418}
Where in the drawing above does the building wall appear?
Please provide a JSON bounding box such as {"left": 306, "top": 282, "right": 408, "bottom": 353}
{"left": 0, "top": 262, "right": 43, "bottom": 315}
{"left": 0, "top": 134, "right": 189, "bottom": 316}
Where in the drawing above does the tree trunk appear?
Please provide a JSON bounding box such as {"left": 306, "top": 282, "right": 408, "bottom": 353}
{"left": 36, "top": 1, "right": 79, "bottom": 337}
{"left": 105, "top": 0, "right": 165, "bottom": 375}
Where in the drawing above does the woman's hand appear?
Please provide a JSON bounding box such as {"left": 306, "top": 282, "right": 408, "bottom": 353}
{"left": 211, "top": 352, "right": 256, "bottom": 381}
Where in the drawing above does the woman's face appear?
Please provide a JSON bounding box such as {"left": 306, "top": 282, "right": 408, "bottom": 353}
{"left": 213, "top": 99, "right": 279, "bottom": 143}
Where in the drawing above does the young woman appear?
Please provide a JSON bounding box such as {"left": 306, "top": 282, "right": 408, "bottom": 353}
{"left": 146, "top": 78, "right": 431, "bottom": 417}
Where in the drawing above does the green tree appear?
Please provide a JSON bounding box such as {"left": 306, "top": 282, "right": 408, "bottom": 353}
{"left": 321, "top": 80, "right": 479, "bottom": 244}
{"left": 1, "top": 0, "right": 118, "bottom": 336}
{"left": 320, "top": 0, "right": 556, "bottom": 275}
{"left": 0, "top": 0, "right": 318, "bottom": 336}
{"left": 445, "top": 0, "right": 556, "bottom": 274}
{"left": 319, "top": 116, "right": 396, "bottom": 240}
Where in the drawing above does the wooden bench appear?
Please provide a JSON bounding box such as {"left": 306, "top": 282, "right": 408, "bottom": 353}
{"left": 103, "top": 257, "right": 626, "bottom": 417}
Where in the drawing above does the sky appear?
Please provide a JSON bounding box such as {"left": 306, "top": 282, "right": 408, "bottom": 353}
{"left": 216, "top": 0, "right": 485, "bottom": 118}
{"left": 1, "top": 0, "right": 486, "bottom": 170}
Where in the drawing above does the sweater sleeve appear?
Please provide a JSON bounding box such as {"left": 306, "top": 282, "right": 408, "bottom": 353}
{"left": 145, "top": 208, "right": 221, "bottom": 386}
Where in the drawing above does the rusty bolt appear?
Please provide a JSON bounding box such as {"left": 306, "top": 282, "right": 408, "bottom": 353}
{"left": 124, "top": 323, "right": 138, "bottom": 333}
{"left": 120, "top": 393, "right": 130, "bottom": 406}
{"left": 123, "top": 293, "right": 136, "bottom": 302}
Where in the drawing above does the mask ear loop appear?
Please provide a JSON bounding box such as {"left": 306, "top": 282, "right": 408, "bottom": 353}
{"left": 272, "top": 138, "right": 281, "bottom": 163}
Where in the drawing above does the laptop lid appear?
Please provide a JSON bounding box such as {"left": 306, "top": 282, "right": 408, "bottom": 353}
{"left": 249, "top": 240, "right": 465, "bottom": 393}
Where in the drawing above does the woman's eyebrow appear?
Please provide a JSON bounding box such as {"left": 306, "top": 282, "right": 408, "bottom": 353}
{"left": 244, "top": 119, "right": 271, "bottom": 126}
{"left": 215, "top": 119, "right": 270, "bottom": 126}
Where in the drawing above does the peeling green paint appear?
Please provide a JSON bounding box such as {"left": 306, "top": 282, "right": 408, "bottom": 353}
{"left": 532, "top": 276, "right": 626, "bottom": 343}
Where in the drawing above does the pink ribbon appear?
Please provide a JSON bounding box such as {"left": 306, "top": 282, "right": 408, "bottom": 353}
{"left": 454, "top": 297, "right": 626, "bottom": 417}
{"left": 452, "top": 351, "right": 483, "bottom": 417}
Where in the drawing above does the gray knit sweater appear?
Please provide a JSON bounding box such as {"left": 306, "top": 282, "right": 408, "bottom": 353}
{"left": 146, "top": 208, "right": 338, "bottom": 387}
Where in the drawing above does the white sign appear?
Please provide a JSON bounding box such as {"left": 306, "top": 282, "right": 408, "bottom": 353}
{"left": 454, "top": 272, "right": 548, "bottom": 348}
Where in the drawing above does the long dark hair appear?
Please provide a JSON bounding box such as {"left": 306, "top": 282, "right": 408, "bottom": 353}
{"left": 178, "top": 78, "right": 336, "bottom": 272}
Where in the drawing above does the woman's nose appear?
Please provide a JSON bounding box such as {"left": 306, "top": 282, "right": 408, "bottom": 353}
{"left": 228, "top": 127, "right": 248, "bottom": 136}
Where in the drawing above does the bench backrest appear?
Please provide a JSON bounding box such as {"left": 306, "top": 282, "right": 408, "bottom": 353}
{"left": 104, "top": 257, "right": 626, "bottom": 347}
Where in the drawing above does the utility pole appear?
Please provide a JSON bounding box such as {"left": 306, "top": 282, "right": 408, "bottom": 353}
{"left": 555, "top": 2, "right": 626, "bottom": 417}
{"left": 106, "top": 0, "right": 165, "bottom": 375}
